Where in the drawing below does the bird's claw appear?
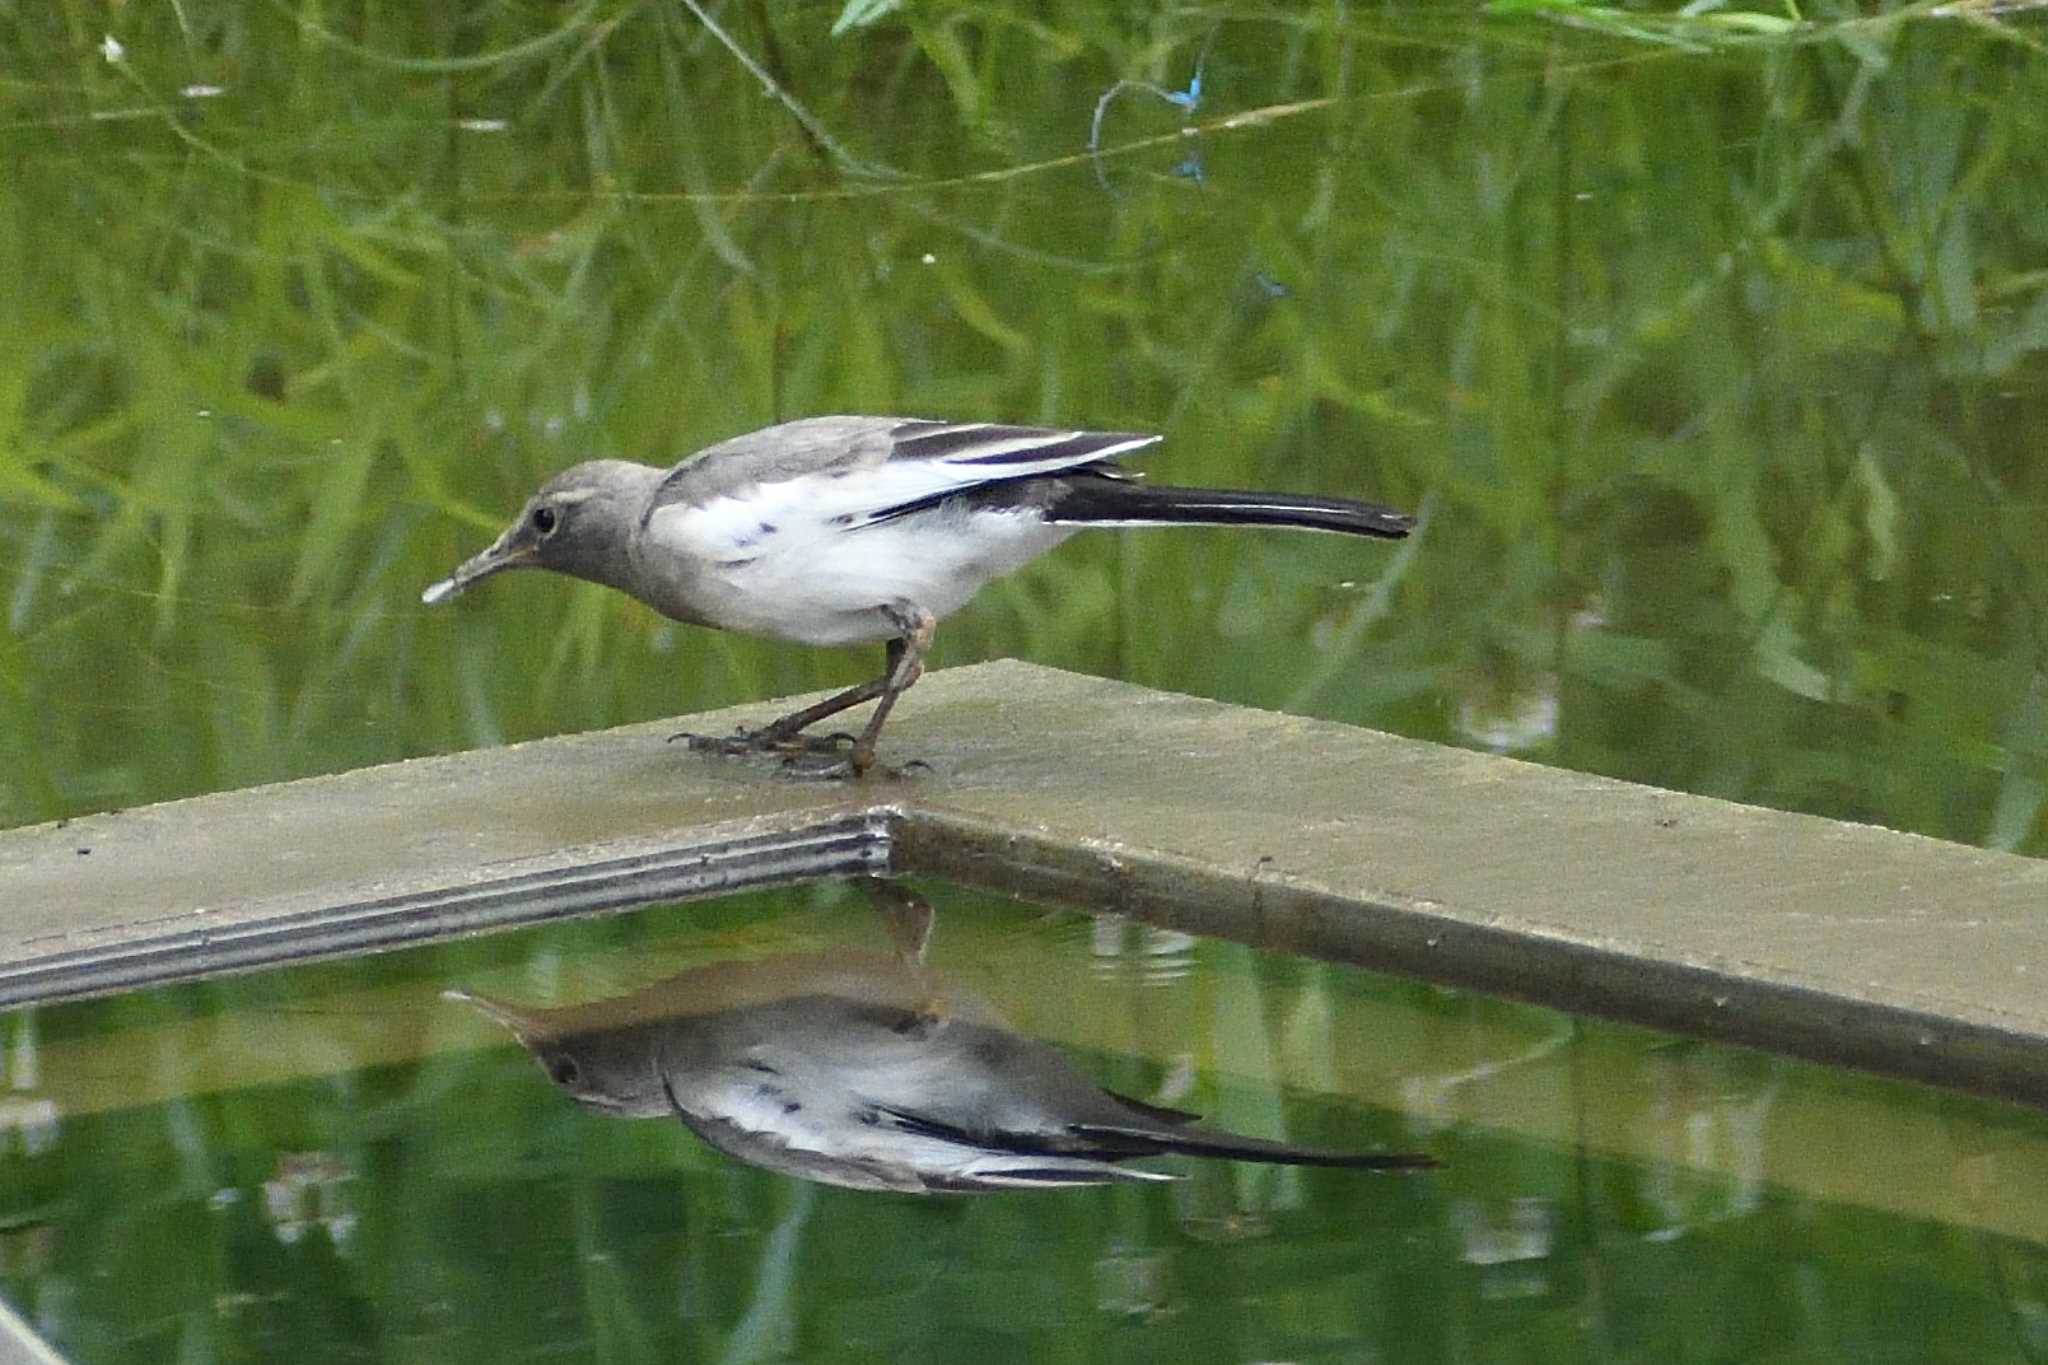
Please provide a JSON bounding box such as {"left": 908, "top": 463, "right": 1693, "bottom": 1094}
{"left": 668, "top": 723, "right": 925, "bottom": 779}
{"left": 668, "top": 726, "right": 856, "bottom": 757}
{"left": 777, "top": 754, "right": 859, "bottom": 782}
{"left": 776, "top": 752, "right": 931, "bottom": 783}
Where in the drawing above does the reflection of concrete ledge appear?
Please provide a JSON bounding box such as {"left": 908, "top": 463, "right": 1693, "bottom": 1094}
{"left": 4, "top": 659, "right": 2046, "bottom": 1109}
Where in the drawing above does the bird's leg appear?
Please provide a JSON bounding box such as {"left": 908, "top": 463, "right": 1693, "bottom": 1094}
{"left": 673, "top": 606, "right": 936, "bottom": 773}
{"left": 846, "top": 605, "right": 934, "bottom": 776}
{"left": 859, "top": 878, "right": 935, "bottom": 966}
{"left": 860, "top": 879, "right": 950, "bottom": 1024}
{"left": 782, "top": 604, "right": 935, "bottom": 780}
{"left": 673, "top": 671, "right": 889, "bottom": 756}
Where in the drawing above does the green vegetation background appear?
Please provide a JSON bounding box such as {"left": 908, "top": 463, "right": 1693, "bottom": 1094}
{"left": 3, "top": 1, "right": 2046, "bottom": 856}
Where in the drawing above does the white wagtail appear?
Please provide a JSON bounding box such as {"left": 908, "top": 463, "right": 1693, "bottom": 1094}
{"left": 445, "top": 891, "right": 1437, "bottom": 1193}
{"left": 424, "top": 416, "right": 1412, "bottom": 776}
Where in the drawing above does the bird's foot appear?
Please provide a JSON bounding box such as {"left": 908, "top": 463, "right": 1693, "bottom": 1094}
{"left": 668, "top": 725, "right": 856, "bottom": 758}
{"left": 776, "top": 750, "right": 931, "bottom": 783}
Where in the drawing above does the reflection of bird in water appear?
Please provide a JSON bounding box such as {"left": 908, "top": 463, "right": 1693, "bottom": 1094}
{"left": 447, "top": 892, "right": 1437, "bottom": 1194}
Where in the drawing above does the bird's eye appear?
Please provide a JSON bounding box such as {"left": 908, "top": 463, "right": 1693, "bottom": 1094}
{"left": 531, "top": 505, "right": 559, "bottom": 536}
{"left": 548, "top": 1055, "right": 581, "bottom": 1087}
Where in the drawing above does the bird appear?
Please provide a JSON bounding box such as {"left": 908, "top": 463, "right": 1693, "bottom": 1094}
{"left": 444, "top": 915, "right": 1438, "bottom": 1194}
{"left": 423, "top": 416, "right": 1413, "bottom": 776}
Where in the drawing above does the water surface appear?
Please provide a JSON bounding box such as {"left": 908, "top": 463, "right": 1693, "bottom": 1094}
{"left": 3, "top": 881, "right": 2043, "bottom": 1362}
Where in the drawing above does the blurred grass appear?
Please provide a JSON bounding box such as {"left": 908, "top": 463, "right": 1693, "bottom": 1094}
{"left": 0, "top": 1, "right": 2044, "bottom": 855}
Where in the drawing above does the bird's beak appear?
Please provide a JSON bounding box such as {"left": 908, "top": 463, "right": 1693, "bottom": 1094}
{"left": 443, "top": 988, "right": 548, "bottom": 1045}
{"left": 421, "top": 525, "right": 534, "bottom": 606}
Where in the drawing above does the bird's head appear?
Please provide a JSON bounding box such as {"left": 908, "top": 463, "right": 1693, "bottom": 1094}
{"left": 444, "top": 987, "right": 669, "bottom": 1118}
{"left": 422, "top": 460, "right": 660, "bottom": 605}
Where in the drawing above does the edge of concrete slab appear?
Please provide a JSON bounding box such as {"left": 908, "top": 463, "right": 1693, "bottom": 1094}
{"left": 4, "top": 658, "right": 2045, "bottom": 1111}
{"left": 2, "top": 814, "right": 889, "bottom": 1007}
{"left": 897, "top": 808, "right": 2048, "bottom": 1108}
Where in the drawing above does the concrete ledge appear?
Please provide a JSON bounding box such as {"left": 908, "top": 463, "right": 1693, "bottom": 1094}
{"left": 4, "top": 659, "right": 2046, "bottom": 1109}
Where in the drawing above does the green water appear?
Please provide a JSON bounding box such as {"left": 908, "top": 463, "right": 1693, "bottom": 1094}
{"left": 2, "top": 4, "right": 2045, "bottom": 850}
{"left": 3, "top": 881, "right": 2045, "bottom": 1363}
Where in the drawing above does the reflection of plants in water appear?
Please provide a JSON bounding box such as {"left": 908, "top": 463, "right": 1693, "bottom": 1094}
{"left": 1088, "top": 25, "right": 1215, "bottom": 194}
{"left": 2, "top": 3, "right": 2045, "bottom": 856}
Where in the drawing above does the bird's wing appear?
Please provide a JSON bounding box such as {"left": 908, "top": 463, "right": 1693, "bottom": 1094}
{"left": 663, "top": 1067, "right": 1171, "bottom": 1192}
{"left": 867, "top": 1105, "right": 1176, "bottom": 1190}
{"left": 642, "top": 416, "right": 1160, "bottom": 562}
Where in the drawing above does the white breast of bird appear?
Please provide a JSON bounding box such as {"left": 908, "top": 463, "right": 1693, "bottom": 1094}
{"left": 642, "top": 475, "right": 1075, "bottom": 646}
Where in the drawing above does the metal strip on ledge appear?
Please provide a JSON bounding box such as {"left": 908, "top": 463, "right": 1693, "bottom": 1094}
{"left": 0, "top": 814, "right": 890, "bottom": 1009}
{"left": 0, "top": 1297, "right": 68, "bottom": 1365}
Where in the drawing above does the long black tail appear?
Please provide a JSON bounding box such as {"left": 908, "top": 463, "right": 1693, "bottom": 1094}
{"left": 1044, "top": 478, "right": 1413, "bottom": 540}
{"left": 1072, "top": 1121, "right": 1440, "bottom": 1171}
